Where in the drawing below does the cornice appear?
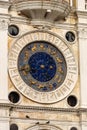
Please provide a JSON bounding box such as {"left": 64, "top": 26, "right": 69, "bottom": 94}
{"left": 10, "top": 16, "right": 30, "bottom": 24}
{"left": 0, "top": 13, "right": 11, "bottom": 19}
{"left": 0, "top": 1, "right": 10, "bottom": 8}
{"left": 76, "top": 11, "right": 87, "bottom": 18}
{"left": 9, "top": 16, "right": 76, "bottom": 30}
{"left": 0, "top": 103, "right": 87, "bottom": 113}
{"left": 76, "top": 23, "right": 87, "bottom": 28}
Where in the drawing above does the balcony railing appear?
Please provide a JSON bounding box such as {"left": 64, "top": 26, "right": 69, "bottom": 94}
{"left": 11, "top": 0, "right": 69, "bottom": 4}
{"left": 10, "top": 0, "right": 71, "bottom": 25}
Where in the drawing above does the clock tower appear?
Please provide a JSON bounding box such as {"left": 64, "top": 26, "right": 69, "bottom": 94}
{"left": 0, "top": 0, "right": 87, "bottom": 130}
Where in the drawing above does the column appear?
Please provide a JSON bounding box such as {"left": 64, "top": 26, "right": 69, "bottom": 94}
{"left": 78, "top": 28, "right": 87, "bottom": 108}
{"left": 0, "top": 20, "right": 8, "bottom": 102}
{"left": 0, "top": 0, "right": 9, "bottom": 102}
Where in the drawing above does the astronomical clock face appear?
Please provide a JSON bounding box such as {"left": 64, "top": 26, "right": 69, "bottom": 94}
{"left": 8, "top": 30, "right": 78, "bottom": 103}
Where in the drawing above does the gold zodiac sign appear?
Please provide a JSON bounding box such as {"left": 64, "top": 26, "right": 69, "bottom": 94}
{"left": 31, "top": 80, "right": 37, "bottom": 85}
{"left": 40, "top": 44, "right": 45, "bottom": 50}
{"left": 32, "top": 44, "right": 37, "bottom": 51}
{"left": 55, "top": 75, "right": 62, "bottom": 83}
{"left": 58, "top": 76, "right": 62, "bottom": 83}
{"left": 56, "top": 57, "right": 63, "bottom": 63}
{"left": 24, "top": 51, "right": 29, "bottom": 62}
{"left": 49, "top": 84, "right": 53, "bottom": 90}
{"left": 19, "top": 64, "right": 30, "bottom": 72}
{"left": 22, "top": 71, "right": 27, "bottom": 76}
{"left": 50, "top": 50, "right": 56, "bottom": 55}
{"left": 38, "top": 85, "right": 44, "bottom": 89}
{"left": 58, "top": 66, "right": 64, "bottom": 74}
{"left": 55, "top": 75, "right": 59, "bottom": 79}
{"left": 48, "top": 48, "right": 51, "bottom": 53}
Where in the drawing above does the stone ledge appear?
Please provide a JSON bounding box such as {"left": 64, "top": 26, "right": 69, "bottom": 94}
{"left": 0, "top": 103, "right": 87, "bottom": 113}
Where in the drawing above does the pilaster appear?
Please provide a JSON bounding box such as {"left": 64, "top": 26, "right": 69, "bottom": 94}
{"left": 0, "top": 14, "right": 10, "bottom": 103}
{"left": 0, "top": 0, "right": 10, "bottom": 103}
{"left": 77, "top": 24, "right": 87, "bottom": 108}
{"left": 0, "top": 107, "right": 9, "bottom": 130}
{"left": 0, "top": 1, "right": 10, "bottom": 130}
{"left": 76, "top": 0, "right": 85, "bottom": 11}
{"left": 77, "top": 10, "right": 87, "bottom": 130}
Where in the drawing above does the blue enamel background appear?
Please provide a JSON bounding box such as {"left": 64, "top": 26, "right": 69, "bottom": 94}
{"left": 29, "top": 52, "right": 56, "bottom": 82}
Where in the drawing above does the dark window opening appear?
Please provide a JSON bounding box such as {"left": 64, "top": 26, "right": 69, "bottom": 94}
{"left": 67, "top": 95, "right": 77, "bottom": 107}
{"left": 10, "top": 124, "right": 18, "bottom": 130}
{"left": 70, "top": 127, "right": 77, "bottom": 130}
{"left": 65, "top": 31, "right": 75, "bottom": 42}
{"left": 8, "top": 25, "right": 19, "bottom": 36}
{"left": 8, "top": 91, "right": 20, "bottom": 103}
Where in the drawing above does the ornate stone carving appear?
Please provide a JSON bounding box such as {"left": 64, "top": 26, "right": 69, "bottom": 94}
{"left": 0, "top": 20, "right": 8, "bottom": 30}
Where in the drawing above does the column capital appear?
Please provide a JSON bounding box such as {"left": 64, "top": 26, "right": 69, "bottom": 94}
{"left": 0, "top": 19, "right": 8, "bottom": 30}
{"left": 0, "top": 14, "right": 10, "bottom": 30}
{"left": 77, "top": 28, "right": 87, "bottom": 39}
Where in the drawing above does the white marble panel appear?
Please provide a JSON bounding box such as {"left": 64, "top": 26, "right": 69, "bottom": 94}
{"left": 0, "top": 27, "right": 8, "bottom": 101}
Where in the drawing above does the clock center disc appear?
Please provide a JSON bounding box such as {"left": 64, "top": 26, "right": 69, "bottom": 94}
{"left": 29, "top": 52, "right": 56, "bottom": 82}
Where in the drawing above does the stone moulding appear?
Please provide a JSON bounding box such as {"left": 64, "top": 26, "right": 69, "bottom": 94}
{"left": 26, "top": 124, "right": 62, "bottom": 130}
{"left": 11, "top": 0, "right": 69, "bottom": 4}
{"left": 0, "top": 1, "right": 10, "bottom": 8}
{"left": 0, "top": 103, "right": 87, "bottom": 113}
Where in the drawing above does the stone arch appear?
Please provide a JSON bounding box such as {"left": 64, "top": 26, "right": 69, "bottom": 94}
{"left": 26, "top": 124, "right": 63, "bottom": 130}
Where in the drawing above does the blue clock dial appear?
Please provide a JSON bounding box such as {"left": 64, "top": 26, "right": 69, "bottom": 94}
{"left": 18, "top": 41, "right": 67, "bottom": 92}
{"left": 29, "top": 52, "right": 56, "bottom": 82}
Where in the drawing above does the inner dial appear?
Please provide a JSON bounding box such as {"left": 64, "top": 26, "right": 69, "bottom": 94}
{"left": 18, "top": 41, "right": 67, "bottom": 92}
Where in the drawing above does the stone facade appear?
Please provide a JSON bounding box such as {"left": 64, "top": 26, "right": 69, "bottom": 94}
{"left": 0, "top": 0, "right": 87, "bottom": 130}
